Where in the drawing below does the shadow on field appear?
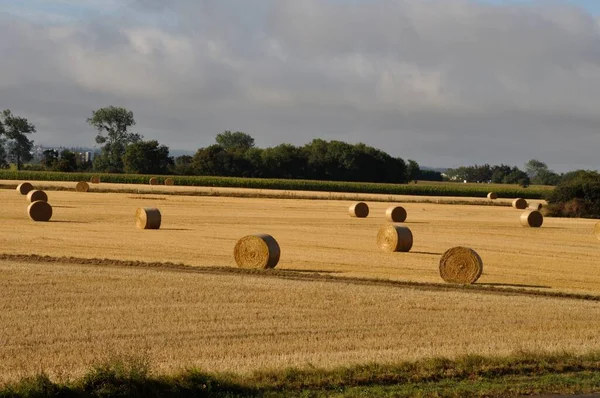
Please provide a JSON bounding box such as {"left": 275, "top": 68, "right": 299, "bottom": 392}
{"left": 161, "top": 228, "right": 193, "bottom": 231}
{"left": 404, "top": 221, "right": 429, "bottom": 224}
{"left": 412, "top": 251, "right": 443, "bottom": 256}
{"left": 283, "top": 269, "right": 344, "bottom": 274}
{"left": 50, "top": 220, "right": 89, "bottom": 224}
{"left": 479, "top": 282, "right": 551, "bottom": 289}
{"left": 53, "top": 205, "right": 76, "bottom": 209}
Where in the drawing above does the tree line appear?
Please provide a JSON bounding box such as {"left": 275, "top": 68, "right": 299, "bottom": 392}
{"left": 444, "top": 160, "right": 569, "bottom": 187}
{"left": 0, "top": 106, "right": 586, "bottom": 186}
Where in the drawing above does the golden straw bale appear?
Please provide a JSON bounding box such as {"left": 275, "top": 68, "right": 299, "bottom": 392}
{"left": 520, "top": 210, "right": 544, "bottom": 228}
{"left": 512, "top": 198, "right": 527, "bottom": 209}
{"left": 487, "top": 192, "right": 498, "bottom": 200}
{"left": 528, "top": 203, "right": 542, "bottom": 211}
{"left": 595, "top": 222, "right": 600, "bottom": 241}
{"left": 75, "top": 182, "right": 89, "bottom": 192}
{"left": 136, "top": 208, "right": 162, "bottom": 230}
{"left": 377, "top": 225, "right": 413, "bottom": 252}
{"left": 349, "top": 202, "right": 369, "bottom": 218}
{"left": 439, "top": 246, "right": 483, "bottom": 284}
{"left": 385, "top": 206, "right": 407, "bottom": 222}
{"left": 164, "top": 178, "right": 175, "bottom": 186}
{"left": 26, "top": 190, "right": 48, "bottom": 203}
{"left": 16, "top": 182, "right": 34, "bottom": 195}
{"left": 149, "top": 177, "right": 159, "bottom": 185}
{"left": 90, "top": 176, "right": 100, "bottom": 184}
{"left": 234, "top": 234, "right": 280, "bottom": 269}
{"left": 27, "top": 201, "right": 53, "bottom": 222}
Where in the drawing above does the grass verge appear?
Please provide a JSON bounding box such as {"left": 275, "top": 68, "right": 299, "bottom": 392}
{"left": 0, "top": 170, "right": 550, "bottom": 199}
{"left": 2, "top": 352, "right": 600, "bottom": 397}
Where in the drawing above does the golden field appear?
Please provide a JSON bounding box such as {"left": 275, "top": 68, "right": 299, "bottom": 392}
{"left": 0, "top": 186, "right": 597, "bottom": 293}
{"left": 3, "top": 260, "right": 600, "bottom": 384}
{"left": 1, "top": 185, "right": 600, "bottom": 383}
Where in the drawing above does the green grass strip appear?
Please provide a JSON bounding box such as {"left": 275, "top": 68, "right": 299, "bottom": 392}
{"left": 0, "top": 170, "right": 549, "bottom": 199}
{"left": 2, "top": 352, "right": 600, "bottom": 397}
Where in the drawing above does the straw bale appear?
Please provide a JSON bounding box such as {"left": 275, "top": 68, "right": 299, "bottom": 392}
{"left": 520, "top": 210, "right": 544, "bottom": 228}
{"left": 234, "top": 234, "right": 280, "bottom": 269}
{"left": 16, "top": 182, "right": 34, "bottom": 195}
{"left": 349, "top": 202, "right": 369, "bottom": 218}
{"left": 136, "top": 208, "right": 162, "bottom": 229}
{"left": 439, "top": 246, "right": 483, "bottom": 284}
{"left": 385, "top": 206, "right": 407, "bottom": 222}
{"left": 26, "top": 190, "right": 48, "bottom": 203}
{"left": 376, "top": 225, "right": 413, "bottom": 252}
{"left": 27, "top": 201, "right": 53, "bottom": 222}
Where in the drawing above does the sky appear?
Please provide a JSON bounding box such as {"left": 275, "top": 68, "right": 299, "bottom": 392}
{"left": 1, "top": 0, "right": 600, "bottom": 172}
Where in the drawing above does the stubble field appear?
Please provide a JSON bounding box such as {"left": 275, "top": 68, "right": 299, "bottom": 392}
{"left": 1, "top": 185, "right": 600, "bottom": 384}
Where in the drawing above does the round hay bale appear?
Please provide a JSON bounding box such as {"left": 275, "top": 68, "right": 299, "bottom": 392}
{"left": 90, "top": 176, "right": 100, "bottom": 184}
{"left": 349, "top": 202, "right": 369, "bottom": 218}
{"left": 149, "top": 177, "right": 159, "bottom": 185}
{"left": 164, "top": 178, "right": 175, "bottom": 186}
{"left": 528, "top": 203, "right": 542, "bottom": 211}
{"left": 27, "top": 201, "right": 53, "bottom": 222}
{"left": 75, "top": 182, "right": 89, "bottom": 192}
{"left": 376, "top": 225, "right": 413, "bottom": 252}
{"left": 512, "top": 198, "right": 527, "bottom": 210}
{"left": 234, "top": 234, "right": 280, "bottom": 269}
{"left": 385, "top": 206, "right": 407, "bottom": 222}
{"left": 26, "top": 190, "right": 48, "bottom": 203}
{"left": 520, "top": 210, "right": 543, "bottom": 228}
{"left": 487, "top": 192, "right": 498, "bottom": 200}
{"left": 439, "top": 246, "right": 483, "bottom": 284}
{"left": 16, "top": 182, "right": 34, "bottom": 195}
{"left": 595, "top": 221, "right": 600, "bottom": 241}
{"left": 136, "top": 208, "right": 161, "bottom": 230}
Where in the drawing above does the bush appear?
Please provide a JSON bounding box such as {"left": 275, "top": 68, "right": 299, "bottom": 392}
{"left": 546, "top": 171, "right": 600, "bottom": 218}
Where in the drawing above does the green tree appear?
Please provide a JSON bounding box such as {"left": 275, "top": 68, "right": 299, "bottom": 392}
{"left": 0, "top": 120, "right": 7, "bottom": 169}
{"left": 171, "top": 155, "right": 194, "bottom": 175}
{"left": 406, "top": 160, "right": 420, "bottom": 182}
{"left": 215, "top": 131, "right": 255, "bottom": 151}
{"left": 123, "top": 140, "right": 173, "bottom": 174}
{"left": 87, "top": 106, "right": 141, "bottom": 172}
{"left": 53, "top": 150, "right": 78, "bottom": 172}
{"left": 0, "top": 109, "right": 36, "bottom": 170}
{"left": 41, "top": 149, "right": 58, "bottom": 169}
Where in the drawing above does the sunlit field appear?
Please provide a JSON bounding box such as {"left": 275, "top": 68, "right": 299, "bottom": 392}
{"left": 1, "top": 185, "right": 600, "bottom": 385}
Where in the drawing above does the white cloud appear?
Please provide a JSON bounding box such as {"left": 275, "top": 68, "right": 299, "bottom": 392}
{"left": 1, "top": 0, "right": 600, "bottom": 170}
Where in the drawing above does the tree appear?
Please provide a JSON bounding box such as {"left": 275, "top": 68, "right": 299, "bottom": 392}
{"left": 171, "top": 155, "right": 194, "bottom": 175}
{"left": 0, "top": 120, "right": 7, "bottom": 169}
{"left": 215, "top": 131, "right": 255, "bottom": 151}
{"left": 87, "top": 106, "right": 141, "bottom": 172}
{"left": 53, "top": 150, "right": 78, "bottom": 172}
{"left": 406, "top": 160, "right": 420, "bottom": 182}
{"left": 41, "top": 149, "right": 59, "bottom": 169}
{"left": 123, "top": 140, "right": 173, "bottom": 174}
{"left": 0, "top": 109, "right": 36, "bottom": 170}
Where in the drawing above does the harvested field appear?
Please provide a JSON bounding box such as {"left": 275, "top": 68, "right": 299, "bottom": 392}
{"left": 2, "top": 260, "right": 600, "bottom": 384}
{"left": 0, "top": 188, "right": 598, "bottom": 294}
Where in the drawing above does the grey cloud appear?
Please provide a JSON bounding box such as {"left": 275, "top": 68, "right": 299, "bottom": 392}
{"left": 1, "top": 1, "right": 600, "bottom": 171}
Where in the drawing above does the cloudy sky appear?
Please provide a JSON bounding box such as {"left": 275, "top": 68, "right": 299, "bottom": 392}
{"left": 1, "top": 0, "right": 600, "bottom": 171}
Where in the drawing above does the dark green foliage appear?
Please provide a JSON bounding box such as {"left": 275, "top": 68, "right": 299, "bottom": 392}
{"left": 417, "top": 169, "right": 443, "bottom": 181}
{"left": 123, "top": 140, "right": 173, "bottom": 174}
{"left": 53, "top": 150, "right": 79, "bottom": 172}
{"left": 546, "top": 171, "right": 600, "bottom": 218}
{"left": 171, "top": 155, "right": 194, "bottom": 175}
{"left": 215, "top": 131, "right": 255, "bottom": 151}
{"left": 0, "top": 109, "right": 36, "bottom": 170}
